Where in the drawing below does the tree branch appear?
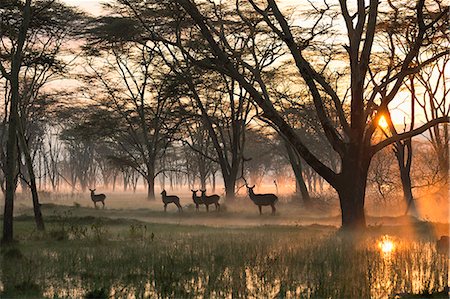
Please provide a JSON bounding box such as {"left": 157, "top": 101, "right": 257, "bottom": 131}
{"left": 372, "top": 116, "right": 450, "bottom": 153}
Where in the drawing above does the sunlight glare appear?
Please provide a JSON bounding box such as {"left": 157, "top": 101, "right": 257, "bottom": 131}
{"left": 378, "top": 236, "right": 395, "bottom": 254}
{"left": 378, "top": 115, "right": 389, "bottom": 129}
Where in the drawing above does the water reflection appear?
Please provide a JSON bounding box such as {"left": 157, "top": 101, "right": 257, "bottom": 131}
{"left": 1, "top": 238, "right": 448, "bottom": 298}
{"left": 378, "top": 235, "right": 395, "bottom": 255}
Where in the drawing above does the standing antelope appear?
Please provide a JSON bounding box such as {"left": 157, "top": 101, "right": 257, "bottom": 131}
{"left": 191, "top": 189, "right": 204, "bottom": 211}
{"left": 161, "top": 190, "right": 182, "bottom": 212}
{"left": 200, "top": 189, "right": 220, "bottom": 212}
{"left": 246, "top": 185, "right": 278, "bottom": 215}
{"left": 89, "top": 188, "right": 106, "bottom": 208}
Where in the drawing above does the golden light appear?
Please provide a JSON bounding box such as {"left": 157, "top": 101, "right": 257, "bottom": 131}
{"left": 378, "top": 235, "right": 395, "bottom": 254}
{"left": 378, "top": 115, "right": 389, "bottom": 129}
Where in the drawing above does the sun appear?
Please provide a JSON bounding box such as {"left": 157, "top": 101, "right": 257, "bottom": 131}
{"left": 378, "top": 115, "right": 389, "bottom": 130}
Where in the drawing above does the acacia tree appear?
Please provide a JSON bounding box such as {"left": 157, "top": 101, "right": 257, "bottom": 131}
{"left": 1, "top": 0, "right": 84, "bottom": 240}
{"left": 375, "top": 0, "right": 449, "bottom": 215}
{"left": 117, "top": 0, "right": 449, "bottom": 228}
{"left": 179, "top": 74, "right": 253, "bottom": 199}
{"left": 81, "top": 31, "right": 183, "bottom": 199}
{"left": 113, "top": 1, "right": 284, "bottom": 199}
{"left": 0, "top": 0, "right": 32, "bottom": 242}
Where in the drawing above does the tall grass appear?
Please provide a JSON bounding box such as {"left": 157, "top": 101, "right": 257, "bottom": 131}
{"left": 0, "top": 214, "right": 448, "bottom": 298}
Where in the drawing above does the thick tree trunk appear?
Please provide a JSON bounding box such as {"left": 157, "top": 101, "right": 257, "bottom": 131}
{"left": 338, "top": 185, "right": 367, "bottom": 230}
{"left": 337, "top": 155, "right": 370, "bottom": 230}
{"left": 147, "top": 176, "right": 155, "bottom": 200}
{"left": 224, "top": 176, "right": 236, "bottom": 200}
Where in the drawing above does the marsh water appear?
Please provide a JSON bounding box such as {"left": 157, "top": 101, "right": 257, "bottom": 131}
{"left": 1, "top": 222, "right": 448, "bottom": 298}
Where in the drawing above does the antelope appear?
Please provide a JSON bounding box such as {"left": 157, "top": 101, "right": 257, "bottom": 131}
{"left": 161, "top": 190, "right": 182, "bottom": 212}
{"left": 246, "top": 185, "right": 278, "bottom": 215}
{"left": 89, "top": 188, "right": 106, "bottom": 208}
{"left": 191, "top": 189, "right": 204, "bottom": 211}
{"left": 200, "top": 189, "right": 220, "bottom": 212}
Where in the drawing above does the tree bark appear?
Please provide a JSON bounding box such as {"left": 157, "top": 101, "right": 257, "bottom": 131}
{"left": 17, "top": 122, "right": 45, "bottom": 231}
{"left": 394, "top": 139, "right": 419, "bottom": 217}
{"left": 199, "top": 160, "right": 207, "bottom": 190}
{"left": 286, "top": 142, "right": 311, "bottom": 204}
{"left": 2, "top": 0, "right": 32, "bottom": 244}
{"left": 337, "top": 152, "right": 370, "bottom": 230}
{"left": 212, "top": 171, "right": 216, "bottom": 193}
{"left": 338, "top": 186, "right": 367, "bottom": 230}
{"left": 146, "top": 162, "right": 156, "bottom": 200}
{"left": 224, "top": 177, "right": 236, "bottom": 200}
{"left": 146, "top": 176, "right": 155, "bottom": 200}
{"left": 3, "top": 95, "right": 19, "bottom": 243}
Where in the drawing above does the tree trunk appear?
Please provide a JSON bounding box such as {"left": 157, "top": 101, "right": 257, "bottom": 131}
{"left": 112, "top": 172, "right": 117, "bottom": 191}
{"left": 337, "top": 184, "right": 367, "bottom": 230}
{"left": 200, "top": 176, "right": 206, "bottom": 190}
{"left": 438, "top": 123, "right": 449, "bottom": 184}
{"left": 212, "top": 171, "right": 216, "bottom": 193}
{"left": 146, "top": 161, "right": 156, "bottom": 200}
{"left": 224, "top": 176, "right": 236, "bottom": 200}
{"left": 17, "top": 122, "right": 45, "bottom": 231}
{"left": 400, "top": 166, "right": 418, "bottom": 216}
{"left": 147, "top": 176, "right": 155, "bottom": 200}
{"left": 199, "top": 162, "right": 207, "bottom": 190}
{"left": 285, "top": 142, "right": 311, "bottom": 204}
{"left": 123, "top": 171, "right": 128, "bottom": 191}
{"left": 2, "top": 0, "right": 32, "bottom": 244}
{"left": 3, "top": 107, "right": 19, "bottom": 243}
{"left": 337, "top": 155, "right": 370, "bottom": 230}
{"left": 394, "top": 139, "right": 419, "bottom": 217}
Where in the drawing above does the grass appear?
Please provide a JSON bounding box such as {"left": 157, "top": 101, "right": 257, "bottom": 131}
{"left": 0, "top": 203, "right": 448, "bottom": 298}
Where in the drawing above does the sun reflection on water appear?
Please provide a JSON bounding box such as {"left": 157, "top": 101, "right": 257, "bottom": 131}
{"left": 378, "top": 235, "right": 395, "bottom": 255}
{"left": 2, "top": 237, "right": 448, "bottom": 298}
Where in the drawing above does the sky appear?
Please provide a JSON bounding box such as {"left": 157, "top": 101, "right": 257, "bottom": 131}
{"left": 61, "top": 0, "right": 106, "bottom": 15}
{"left": 59, "top": 0, "right": 437, "bottom": 128}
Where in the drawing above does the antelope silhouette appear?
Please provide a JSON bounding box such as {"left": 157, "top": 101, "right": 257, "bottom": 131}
{"left": 200, "top": 189, "right": 220, "bottom": 212}
{"left": 191, "top": 189, "right": 204, "bottom": 211}
{"left": 161, "top": 190, "right": 182, "bottom": 212}
{"left": 89, "top": 188, "right": 106, "bottom": 208}
{"left": 246, "top": 184, "right": 278, "bottom": 215}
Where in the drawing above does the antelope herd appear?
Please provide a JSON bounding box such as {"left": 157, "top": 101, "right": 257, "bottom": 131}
{"left": 89, "top": 184, "right": 279, "bottom": 215}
